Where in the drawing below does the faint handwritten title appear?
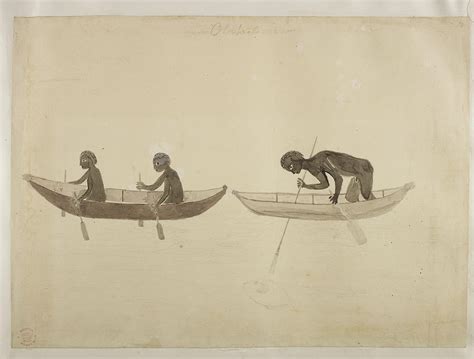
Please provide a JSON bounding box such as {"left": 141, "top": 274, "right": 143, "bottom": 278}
{"left": 210, "top": 23, "right": 260, "bottom": 36}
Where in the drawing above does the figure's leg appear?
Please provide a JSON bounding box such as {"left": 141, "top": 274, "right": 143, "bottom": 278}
{"left": 165, "top": 192, "right": 184, "bottom": 204}
{"left": 358, "top": 164, "right": 374, "bottom": 200}
{"left": 345, "top": 177, "right": 360, "bottom": 203}
{"left": 77, "top": 189, "right": 87, "bottom": 199}
{"left": 165, "top": 195, "right": 179, "bottom": 204}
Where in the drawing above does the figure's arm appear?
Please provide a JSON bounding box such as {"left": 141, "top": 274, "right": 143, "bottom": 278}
{"left": 316, "top": 169, "right": 343, "bottom": 204}
{"left": 299, "top": 172, "right": 330, "bottom": 190}
{"left": 148, "top": 173, "right": 166, "bottom": 191}
{"left": 156, "top": 181, "right": 170, "bottom": 206}
{"left": 298, "top": 170, "right": 342, "bottom": 204}
{"left": 78, "top": 176, "right": 93, "bottom": 201}
{"left": 322, "top": 157, "right": 344, "bottom": 204}
{"left": 69, "top": 170, "right": 89, "bottom": 185}
{"left": 137, "top": 173, "right": 166, "bottom": 191}
{"left": 325, "top": 170, "right": 343, "bottom": 204}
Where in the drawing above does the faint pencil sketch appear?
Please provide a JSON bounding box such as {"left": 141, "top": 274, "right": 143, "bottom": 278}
{"left": 23, "top": 151, "right": 227, "bottom": 241}
{"left": 242, "top": 279, "right": 294, "bottom": 310}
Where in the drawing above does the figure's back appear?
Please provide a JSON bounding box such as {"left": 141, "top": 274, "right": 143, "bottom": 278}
{"left": 311, "top": 150, "right": 372, "bottom": 174}
{"left": 166, "top": 168, "right": 184, "bottom": 204}
{"left": 88, "top": 167, "right": 106, "bottom": 202}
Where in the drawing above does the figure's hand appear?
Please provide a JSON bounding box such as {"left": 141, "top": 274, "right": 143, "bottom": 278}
{"left": 329, "top": 194, "right": 339, "bottom": 204}
{"left": 297, "top": 178, "right": 306, "bottom": 189}
{"left": 136, "top": 181, "right": 146, "bottom": 190}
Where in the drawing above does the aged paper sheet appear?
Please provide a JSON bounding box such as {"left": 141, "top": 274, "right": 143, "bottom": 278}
{"left": 11, "top": 17, "right": 469, "bottom": 348}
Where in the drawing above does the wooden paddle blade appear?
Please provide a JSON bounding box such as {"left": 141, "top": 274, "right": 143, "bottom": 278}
{"left": 81, "top": 221, "right": 90, "bottom": 241}
{"left": 138, "top": 219, "right": 144, "bottom": 227}
{"left": 61, "top": 210, "right": 66, "bottom": 217}
{"left": 156, "top": 222, "right": 165, "bottom": 240}
{"left": 346, "top": 220, "right": 366, "bottom": 245}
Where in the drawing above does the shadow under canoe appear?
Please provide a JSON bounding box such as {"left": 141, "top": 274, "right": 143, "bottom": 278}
{"left": 233, "top": 182, "right": 415, "bottom": 221}
{"left": 25, "top": 175, "right": 227, "bottom": 221}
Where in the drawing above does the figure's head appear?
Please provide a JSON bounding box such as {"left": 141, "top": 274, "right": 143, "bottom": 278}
{"left": 80, "top": 150, "right": 97, "bottom": 169}
{"left": 280, "top": 151, "right": 304, "bottom": 174}
{"left": 153, "top": 153, "right": 171, "bottom": 172}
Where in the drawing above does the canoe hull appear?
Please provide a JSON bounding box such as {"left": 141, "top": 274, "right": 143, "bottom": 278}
{"left": 28, "top": 177, "right": 227, "bottom": 221}
{"left": 233, "top": 183, "right": 414, "bottom": 221}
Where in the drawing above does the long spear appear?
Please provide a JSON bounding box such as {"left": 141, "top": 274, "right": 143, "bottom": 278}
{"left": 269, "top": 136, "right": 318, "bottom": 274}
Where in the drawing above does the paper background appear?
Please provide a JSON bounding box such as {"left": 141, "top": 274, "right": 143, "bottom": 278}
{"left": 10, "top": 16, "right": 469, "bottom": 348}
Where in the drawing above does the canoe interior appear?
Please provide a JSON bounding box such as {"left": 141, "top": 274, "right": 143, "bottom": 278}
{"left": 31, "top": 176, "right": 223, "bottom": 204}
{"left": 235, "top": 186, "right": 403, "bottom": 205}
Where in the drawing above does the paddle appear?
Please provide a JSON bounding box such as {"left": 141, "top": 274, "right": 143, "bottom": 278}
{"left": 61, "top": 170, "right": 67, "bottom": 217}
{"left": 138, "top": 173, "right": 144, "bottom": 227}
{"left": 269, "top": 136, "right": 319, "bottom": 274}
{"left": 141, "top": 176, "right": 166, "bottom": 240}
{"left": 73, "top": 192, "right": 90, "bottom": 241}
{"left": 326, "top": 158, "right": 367, "bottom": 245}
{"left": 156, "top": 214, "right": 165, "bottom": 240}
{"left": 151, "top": 201, "right": 165, "bottom": 240}
{"left": 328, "top": 189, "right": 367, "bottom": 245}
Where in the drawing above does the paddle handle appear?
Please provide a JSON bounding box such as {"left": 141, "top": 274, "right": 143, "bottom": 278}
{"left": 138, "top": 173, "right": 144, "bottom": 227}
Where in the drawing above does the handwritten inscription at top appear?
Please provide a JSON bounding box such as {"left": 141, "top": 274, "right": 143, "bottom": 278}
{"left": 210, "top": 23, "right": 260, "bottom": 36}
{"left": 185, "top": 22, "right": 297, "bottom": 37}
